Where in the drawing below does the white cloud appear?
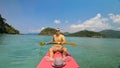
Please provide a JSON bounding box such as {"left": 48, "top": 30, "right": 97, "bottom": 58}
{"left": 40, "top": 27, "right": 45, "bottom": 31}
{"left": 116, "top": 27, "right": 120, "bottom": 30}
{"left": 109, "top": 13, "right": 120, "bottom": 23}
{"left": 54, "top": 19, "right": 61, "bottom": 24}
{"left": 70, "top": 13, "right": 111, "bottom": 32}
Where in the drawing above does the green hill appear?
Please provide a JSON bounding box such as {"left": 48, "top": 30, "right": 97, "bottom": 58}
{"left": 0, "top": 14, "right": 19, "bottom": 34}
{"left": 39, "top": 27, "right": 56, "bottom": 35}
{"left": 67, "top": 30, "right": 105, "bottom": 38}
{"left": 100, "top": 30, "right": 120, "bottom": 38}
{"left": 66, "top": 30, "right": 120, "bottom": 38}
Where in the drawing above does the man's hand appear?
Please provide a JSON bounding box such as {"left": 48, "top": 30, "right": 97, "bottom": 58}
{"left": 45, "top": 42, "right": 49, "bottom": 45}
{"left": 57, "top": 42, "right": 64, "bottom": 45}
{"left": 57, "top": 42, "right": 61, "bottom": 44}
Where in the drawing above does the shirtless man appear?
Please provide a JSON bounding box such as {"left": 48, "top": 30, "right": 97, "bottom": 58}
{"left": 46, "top": 28, "right": 67, "bottom": 60}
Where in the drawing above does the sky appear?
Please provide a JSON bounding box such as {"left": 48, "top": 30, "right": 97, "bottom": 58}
{"left": 0, "top": 0, "right": 120, "bottom": 33}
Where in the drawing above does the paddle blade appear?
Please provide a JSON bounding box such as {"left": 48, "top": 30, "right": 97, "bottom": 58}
{"left": 65, "top": 42, "right": 78, "bottom": 46}
{"left": 39, "top": 42, "right": 45, "bottom": 46}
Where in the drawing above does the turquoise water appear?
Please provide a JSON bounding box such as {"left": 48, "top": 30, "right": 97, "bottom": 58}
{"left": 0, "top": 35, "right": 120, "bottom": 68}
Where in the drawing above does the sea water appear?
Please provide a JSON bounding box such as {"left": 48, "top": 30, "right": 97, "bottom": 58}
{"left": 0, "top": 35, "right": 120, "bottom": 68}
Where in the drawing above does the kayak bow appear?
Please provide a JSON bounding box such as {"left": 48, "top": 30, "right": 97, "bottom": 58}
{"left": 37, "top": 51, "right": 80, "bottom": 68}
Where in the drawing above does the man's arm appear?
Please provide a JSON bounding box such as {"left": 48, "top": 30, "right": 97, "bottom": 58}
{"left": 61, "top": 35, "right": 66, "bottom": 44}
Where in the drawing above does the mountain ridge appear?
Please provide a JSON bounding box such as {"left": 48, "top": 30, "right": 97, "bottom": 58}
{"left": 39, "top": 27, "right": 120, "bottom": 38}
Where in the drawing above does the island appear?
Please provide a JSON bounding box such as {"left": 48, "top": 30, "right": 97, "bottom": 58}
{"left": 39, "top": 27, "right": 56, "bottom": 35}
{"left": 0, "top": 14, "right": 20, "bottom": 34}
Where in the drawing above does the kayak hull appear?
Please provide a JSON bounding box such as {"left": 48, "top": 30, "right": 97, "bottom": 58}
{"left": 37, "top": 51, "right": 79, "bottom": 68}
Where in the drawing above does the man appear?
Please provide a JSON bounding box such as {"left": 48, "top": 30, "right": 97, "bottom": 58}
{"left": 46, "top": 28, "right": 67, "bottom": 61}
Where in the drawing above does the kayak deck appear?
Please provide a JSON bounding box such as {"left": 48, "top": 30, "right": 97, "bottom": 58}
{"left": 37, "top": 51, "right": 79, "bottom": 68}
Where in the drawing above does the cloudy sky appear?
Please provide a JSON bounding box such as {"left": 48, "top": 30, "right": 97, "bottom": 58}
{"left": 0, "top": 0, "right": 120, "bottom": 33}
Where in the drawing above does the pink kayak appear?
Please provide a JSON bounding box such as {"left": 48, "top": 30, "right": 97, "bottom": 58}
{"left": 37, "top": 51, "right": 80, "bottom": 68}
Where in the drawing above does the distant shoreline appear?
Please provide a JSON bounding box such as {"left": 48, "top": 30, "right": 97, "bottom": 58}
{"left": 1, "top": 34, "right": 120, "bottom": 39}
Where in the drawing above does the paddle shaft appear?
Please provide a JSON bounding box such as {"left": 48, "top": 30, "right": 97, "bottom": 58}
{"left": 40, "top": 42, "right": 78, "bottom": 46}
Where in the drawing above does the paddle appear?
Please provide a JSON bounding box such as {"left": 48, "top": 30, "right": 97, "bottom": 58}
{"left": 39, "top": 42, "right": 78, "bottom": 46}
